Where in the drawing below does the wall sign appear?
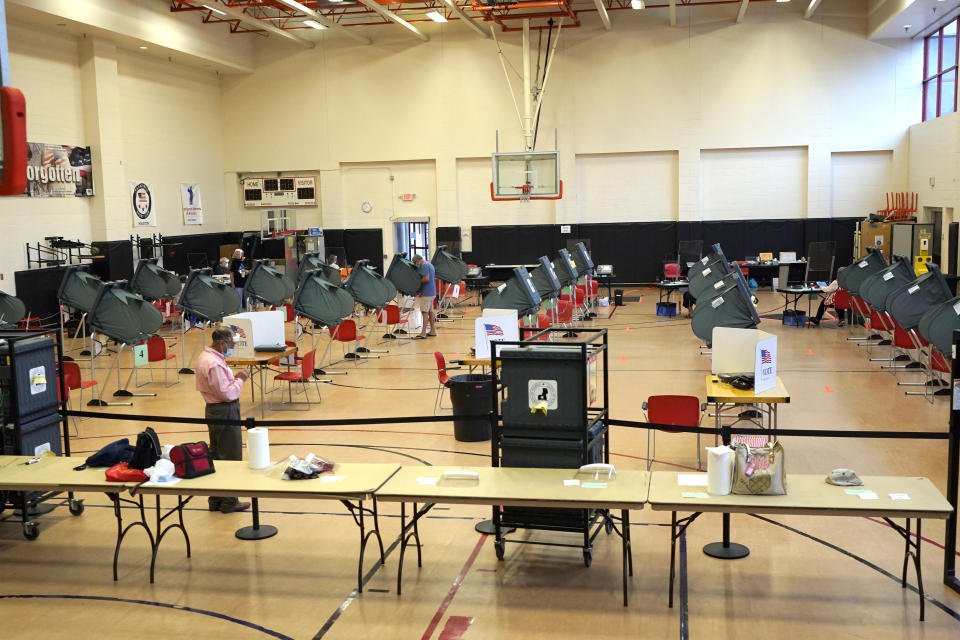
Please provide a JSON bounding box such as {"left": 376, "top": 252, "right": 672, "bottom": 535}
{"left": 25, "top": 143, "right": 94, "bottom": 197}
{"left": 180, "top": 183, "right": 203, "bottom": 225}
{"left": 131, "top": 182, "right": 157, "bottom": 227}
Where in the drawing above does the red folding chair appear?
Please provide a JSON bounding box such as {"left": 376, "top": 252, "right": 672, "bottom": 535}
{"left": 272, "top": 349, "right": 328, "bottom": 409}
{"left": 643, "top": 395, "right": 706, "bottom": 470}
{"left": 433, "top": 351, "right": 461, "bottom": 414}
{"left": 135, "top": 336, "right": 179, "bottom": 388}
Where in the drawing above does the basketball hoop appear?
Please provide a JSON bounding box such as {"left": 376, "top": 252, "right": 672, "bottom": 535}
{"left": 518, "top": 184, "right": 533, "bottom": 203}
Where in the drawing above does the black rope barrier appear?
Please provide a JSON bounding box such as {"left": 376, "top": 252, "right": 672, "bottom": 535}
{"left": 61, "top": 408, "right": 948, "bottom": 441}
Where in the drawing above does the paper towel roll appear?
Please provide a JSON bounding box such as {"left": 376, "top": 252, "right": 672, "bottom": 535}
{"left": 248, "top": 427, "right": 270, "bottom": 470}
{"left": 706, "top": 445, "right": 734, "bottom": 496}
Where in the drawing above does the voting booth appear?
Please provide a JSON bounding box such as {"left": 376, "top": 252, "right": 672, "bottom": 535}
{"left": 222, "top": 310, "right": 285, "bottom": 359}
{"left": 711, "top": 327, "right": 778, "bottom": 393}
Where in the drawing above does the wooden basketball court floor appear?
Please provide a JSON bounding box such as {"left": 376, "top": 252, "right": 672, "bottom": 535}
{"left": 1, "top": 289, "right": 958, "bottom": 639}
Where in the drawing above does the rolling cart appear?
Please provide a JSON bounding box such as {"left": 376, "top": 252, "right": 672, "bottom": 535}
{"left": 489, "top": 328, "right": 612, "bottom": 566}
{"left": 0, "top": 330, "right": 80, "bottom": 539}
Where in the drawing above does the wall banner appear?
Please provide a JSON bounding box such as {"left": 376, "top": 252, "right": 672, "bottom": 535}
{"left": 131, "top": 182, "right": 157, "bottom": 227}
{"left": 25, "top": 143, "right": 94, "bottom": 197}
{"left": 180, "top": 183, "right": 203, "bottom": 225}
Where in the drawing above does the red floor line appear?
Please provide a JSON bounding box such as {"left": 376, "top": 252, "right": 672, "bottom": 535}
{"left": 421, "top": 534, "right": 488, "bottom": 640}
{"left": 437, "top": 616, "right": 474, "bottom": 640}
{"left": 863, "top": 516, "right": 960, "bottom": 557}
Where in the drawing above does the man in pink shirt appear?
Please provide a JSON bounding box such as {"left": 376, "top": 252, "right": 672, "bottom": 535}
{"left": 196, "top": 327, "right": 250, "bottom": 513}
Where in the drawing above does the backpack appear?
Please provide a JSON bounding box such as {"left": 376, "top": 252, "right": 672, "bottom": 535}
{"left": 129, "top": 427, "right": 162, "bottom": 470}
{"left": 73, "top": 438, "right": 136, "bottom": 471}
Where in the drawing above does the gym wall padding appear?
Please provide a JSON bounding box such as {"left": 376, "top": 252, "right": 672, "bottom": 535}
{"left": 467, "top": 218, "right": 860, "bottom": 282}
{"left": 163, "top": 231, "right": 243, "bottom": 274}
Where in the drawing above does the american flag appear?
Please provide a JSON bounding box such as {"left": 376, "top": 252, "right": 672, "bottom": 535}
{"left": 230, "top": 325, "right": 247, "bottom": 340}
{"left": 484, "top": 323, "right": 503, "bottom": 337}
{"left": 760, "top": 349, "right": 772, "bottom": 364}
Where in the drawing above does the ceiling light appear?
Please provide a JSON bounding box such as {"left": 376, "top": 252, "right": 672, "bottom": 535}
{"left": 328, "top": 0, "right": 344, "bottom": 3}
{"left": 303, "top": 19, "right": 327, "bottom": 30}
{"left": 425, "top": 10, "right": 447, "bottom": 22}
{"left": 279, "top": 0, "right": 312, "bottom": 12}
{"left": 630, "top": 0, "right": 644, "bottom": 8}
{"left": 139, "top": 45, "right": 149, "bottom": 50}
{"left": 202, "top": 3, "right": 226, "bottom": 15}
{"left": 904, "top": 24, "right": 912, "bottom": 29}
{"left": 775, "top": 0, "right": 790, "bottom": 3}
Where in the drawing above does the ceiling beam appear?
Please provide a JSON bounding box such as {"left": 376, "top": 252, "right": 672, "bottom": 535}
{"left": 669, "top": 0, "right": 676, "bottom": 27}
{"left": 204, "top": 0, "right": 313, "bottom": 47}
{"left": 355, "top": 0, "right": 429, "bottom": 41}
{"left": 275, "top": 0, "right": 372, "bottom": 44}
{"left": 736, "top": 0, "right": 748, "bottom": 23}
{"left": 441, "top": 0, "right": 490, "bottom": 38}
{"left": 593, "top": 0, "right": 612, "bottom": 30}
{"left": 804, "top": 0, "right": 823, "bottom": 19}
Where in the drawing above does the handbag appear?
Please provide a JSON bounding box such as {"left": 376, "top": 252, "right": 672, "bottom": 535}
{"left": 732, "top": 441, "right": 786, "bottom": 495}
{"left": 105, "top": 462, "right": 148, "bottom": 483}
{"left": 169, "top": 442, "right": 216, "bottom": 479}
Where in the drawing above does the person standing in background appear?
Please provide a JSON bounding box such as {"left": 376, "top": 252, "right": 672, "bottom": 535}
{"left": 196, "top": 327, "right": 250, "bottom": 513}
{"left": 230, "top": 248, "right": 248, "bottom": 305}
{"left": 413, "top": 254, "right": 437, "bottom": 339}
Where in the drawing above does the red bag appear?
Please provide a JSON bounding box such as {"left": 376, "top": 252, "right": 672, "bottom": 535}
{"left": 169, "top": 442, "right": 216, "bottom": 479}
{"left": 105, "top": 462, "right": 148, "bottom": 483}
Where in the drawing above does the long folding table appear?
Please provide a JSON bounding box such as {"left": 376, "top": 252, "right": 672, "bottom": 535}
{"left": 647, "top": 471, "right": 954, "bottom": 621}
{"left": 375, "top": 465, "right": 649, "bottom": 606}
{"left": 0, "top": 455, "right": 399, "bottom": 591}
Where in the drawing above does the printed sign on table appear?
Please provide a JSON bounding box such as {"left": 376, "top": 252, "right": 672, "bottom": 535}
{"left": 754, "top": 336, "right": 777, "bottom": 393}
{"left": 474, "top": 312, "right": 518, "bottom": 360}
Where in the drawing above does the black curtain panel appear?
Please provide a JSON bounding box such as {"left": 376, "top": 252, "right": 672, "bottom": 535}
{"left": 343, "top": 228, "right": 384, "bottom": 273}
{"left": 470, "top": 225, "right": 560, "bottom": 266}
{"left": 577, "top": 222, "right": 676, "bottom": 282}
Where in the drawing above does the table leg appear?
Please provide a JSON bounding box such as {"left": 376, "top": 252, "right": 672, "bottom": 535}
{"left": 397, "top": 501, "right": 432, "bottom": 596}
{"left": 341, "top": 498, "right": 387, "bottom": 593}
{"left": 109, "top": 492, "right": 155, "bottom": 582}
{"left": 259, "top": 365, "right": 265, "bottom": 419}
{"left": 150, "top": 494, "right": 192, "bottom": 584}
{"left": 885, "top": 516, "right": 926, "bottom": 621}
{"left": 621, "top": 509, "right": 631, "bottom": 607}
{"left": 236, "top": 497, "right": 278, "bottom": 540}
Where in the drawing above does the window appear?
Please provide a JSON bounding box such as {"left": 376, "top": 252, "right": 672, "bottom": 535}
{"left": 923, "top": 18, "right": 959, "bottom": 121}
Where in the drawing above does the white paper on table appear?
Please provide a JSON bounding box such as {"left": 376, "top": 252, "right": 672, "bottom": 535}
{"left": 858, "top": 492, "right": 879, "bottom": 500}
{"left": 889, "top": 493, "right": 911, "bottom": 500}
{"left": 320, "top": 475, "right": 344, "bottom": 483}
{"left": 677, "top": 474, "right": 708, "bottom": 487}
{"left": 563, "top": 479, "right": 581, "bottom": 486}
{"left": 416, "top": 477, "right": 439, "bottom": 485}
{"left": 142, "top": 477, "right": 182, "bottom": 487}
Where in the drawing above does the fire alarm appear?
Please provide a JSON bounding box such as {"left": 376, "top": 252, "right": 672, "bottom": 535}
{"left": 400, "top": 193, "right": 415, "bottom": 201}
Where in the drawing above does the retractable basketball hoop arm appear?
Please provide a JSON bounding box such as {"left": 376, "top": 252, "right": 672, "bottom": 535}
{"left": 0, "top": 0, "right": 28, "bottom": 197}
{"left": 491, "top": 18, "right": 563, "bottom": 154}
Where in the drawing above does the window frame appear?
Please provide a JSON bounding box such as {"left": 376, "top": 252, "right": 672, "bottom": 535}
{"left": 923, "top": 17, "right": 960, "bottom": 121}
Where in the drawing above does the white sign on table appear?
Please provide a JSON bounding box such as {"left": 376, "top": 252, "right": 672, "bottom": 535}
{"left": 474, "top": 311, "right": 518, "bottom": 359}
{"left": 754, "top": 335, "right": 778, "bottom": 393}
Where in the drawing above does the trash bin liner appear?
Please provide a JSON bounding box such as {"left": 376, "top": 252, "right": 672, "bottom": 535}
{"left": 448, "top": 373, "right": 491, "bottom": 442}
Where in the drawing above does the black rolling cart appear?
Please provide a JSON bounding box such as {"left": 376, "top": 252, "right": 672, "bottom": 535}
{"left": 488, "top": 328, "right": 612, "bottom": 566}
{"left": 0, "top": 330, "right": 80, "bottom": 540}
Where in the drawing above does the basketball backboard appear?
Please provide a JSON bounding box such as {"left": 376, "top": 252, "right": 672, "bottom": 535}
{"left": 491, "top": 151, "right": 560, "bottom": 199}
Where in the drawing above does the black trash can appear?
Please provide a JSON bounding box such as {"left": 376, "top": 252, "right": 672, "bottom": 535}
{"left": 448, "top": 373, "right": 492, "bottom": 442}
{"left": 614, "top": 289, "right": 624, "bottom": 306}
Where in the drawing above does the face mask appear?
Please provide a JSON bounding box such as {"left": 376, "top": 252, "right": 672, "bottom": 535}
{"left": 224, "top": 347, "right": 234, "bottom": 357}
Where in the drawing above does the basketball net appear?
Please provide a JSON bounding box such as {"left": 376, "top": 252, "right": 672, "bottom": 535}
{"left": 519, "top": 184, "right": 533, "bottom": 203}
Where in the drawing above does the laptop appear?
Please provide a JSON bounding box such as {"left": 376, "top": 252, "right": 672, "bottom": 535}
{"left": 255, "top": 344, "right": 287, "bottom": 352}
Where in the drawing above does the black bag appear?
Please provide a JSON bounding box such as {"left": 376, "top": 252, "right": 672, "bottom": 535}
{"left": 73, "top": 438, "right": 136, "bottom": 470}
{"left": 129, "top": 427, "right": 162, "bottom": 470}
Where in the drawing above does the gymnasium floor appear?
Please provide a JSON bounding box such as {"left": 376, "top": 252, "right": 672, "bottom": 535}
{"left": 0, "top": 288, "right": 958, "bottom": 639}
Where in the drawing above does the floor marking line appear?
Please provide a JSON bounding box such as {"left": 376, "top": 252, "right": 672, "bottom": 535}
{"left": 421, "top": 534, "right": 488, "bottom": 640}
{"left": 438, "top": 615, "right": 474, "bottom": 640}
{"left": 0, "top": 594, "right": 295, "bottom": 640}
{"left": 749, "top": 514, "right": 960, "bottom": 623}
